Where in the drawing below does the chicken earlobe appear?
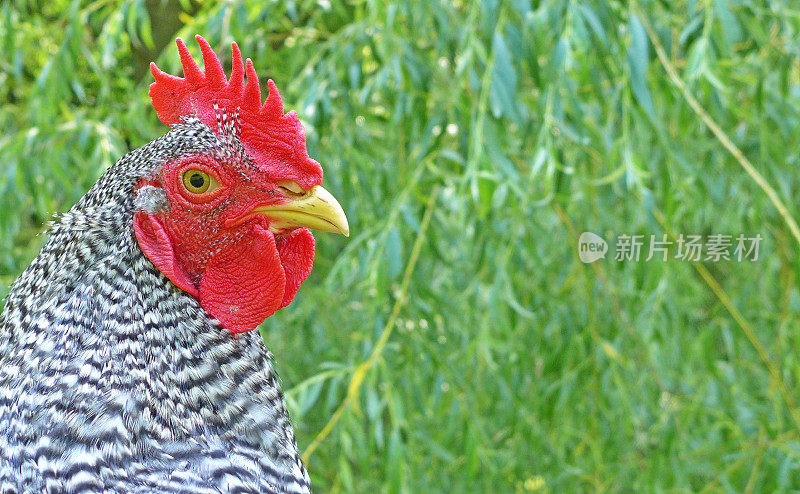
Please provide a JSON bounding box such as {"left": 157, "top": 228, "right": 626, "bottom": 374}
{"left": 133, "top": 210, "right": 198, "bottom": 297}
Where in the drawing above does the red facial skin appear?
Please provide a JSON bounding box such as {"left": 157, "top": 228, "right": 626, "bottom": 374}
{"left": 133, "top": 154, "right": 317, "bottom": 334}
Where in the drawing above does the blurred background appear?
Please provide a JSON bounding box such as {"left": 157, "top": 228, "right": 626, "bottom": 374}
{"left": 2, "top": 0, "right": 800, "bottom": 491}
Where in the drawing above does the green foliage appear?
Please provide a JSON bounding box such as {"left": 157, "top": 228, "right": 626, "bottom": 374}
{"left": 3, "top": 0, "right": 800, "bottom": 491}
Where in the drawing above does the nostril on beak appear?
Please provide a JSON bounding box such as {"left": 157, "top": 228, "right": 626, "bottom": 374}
{"left": 277, "top": 180, "right": 305, "bottom": 197}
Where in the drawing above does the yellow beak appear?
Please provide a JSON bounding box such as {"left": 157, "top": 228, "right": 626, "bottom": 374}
{"left": 255, "top": 185, "right": 350, "bottom": 237}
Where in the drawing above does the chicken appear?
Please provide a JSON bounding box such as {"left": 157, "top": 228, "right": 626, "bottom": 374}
{"left": 0, "top": 35, "right": 348, "bottom": 493}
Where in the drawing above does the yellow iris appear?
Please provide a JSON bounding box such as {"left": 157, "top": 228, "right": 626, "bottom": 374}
{"left": 182, "top": 169, "right": 218, "bottom": 194}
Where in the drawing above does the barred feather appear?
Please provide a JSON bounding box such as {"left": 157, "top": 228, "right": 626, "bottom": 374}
{"left": 0, "top": 121, "right": 310, "bottom": 493}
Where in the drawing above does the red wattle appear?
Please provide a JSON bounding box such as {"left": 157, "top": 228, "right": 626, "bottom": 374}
{"left": 198, "top": 224, "right": 286, "bottom": 333}
{"left": 135, "top": 208, "right": 314, "bottom": 334}
{"left": 275, "top": 228, "right": 315, "bottom": 309}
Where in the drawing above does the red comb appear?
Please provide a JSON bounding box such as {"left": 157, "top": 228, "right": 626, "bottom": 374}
{"left": 149, "top": 35, "right": 322, "bottom": 188}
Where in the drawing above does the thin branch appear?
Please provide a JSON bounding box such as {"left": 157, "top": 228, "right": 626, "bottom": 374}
{"left": 302, "top": 186, "right": 438, "bottom": 463}
{"left": 650, "top": 208, "right": 800, "bottom": 431}
{"left": 633, "top": 4, "right": 800, "bottom": 250}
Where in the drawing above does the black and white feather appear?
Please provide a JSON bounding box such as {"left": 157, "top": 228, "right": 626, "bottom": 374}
{"left": 0, "top": 120, "right": 310, "bottom": 493}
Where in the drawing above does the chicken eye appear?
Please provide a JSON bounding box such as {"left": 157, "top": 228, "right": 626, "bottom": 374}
{"left": 182, "top": 169, "right": 218, "bottom": 194}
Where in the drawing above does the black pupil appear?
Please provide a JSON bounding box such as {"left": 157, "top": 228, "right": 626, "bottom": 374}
{"left": 189, "top": 173, "right": 205, "bottom": 188}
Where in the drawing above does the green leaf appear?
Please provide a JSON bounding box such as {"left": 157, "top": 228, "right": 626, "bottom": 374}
{"left": 627, "top": 14, "right": 655, "bottom": 120}
{"left": 489, "top": 32, "right": 518, "bottom": 120}
{"left": 385, "top": 226, "right": 403, "bottom": 279}
{"left": 579, "top": 4, "right": 608, "bottom": 46}
{"left": 686, "top": 37, "right": 707, "bottom": 81}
